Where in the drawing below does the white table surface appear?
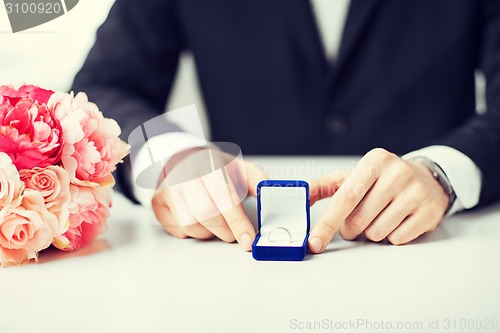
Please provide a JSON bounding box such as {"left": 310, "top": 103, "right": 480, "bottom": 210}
{"left": 2, "top": 157, "right": 499, "bottom": 333}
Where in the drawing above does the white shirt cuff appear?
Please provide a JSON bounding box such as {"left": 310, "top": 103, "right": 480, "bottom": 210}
{"left": 403, "top": 145, "right": 482, "bottom": 216}
{"left": 130, "top": 132, "right": 207, "bottom": 207}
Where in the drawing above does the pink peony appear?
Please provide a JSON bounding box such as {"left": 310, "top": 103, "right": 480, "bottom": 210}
{"left": 20, "top": 166, "right": 71, "bottom": 236}
{"left": 0, "top": 153, "right": 24, "bottom": 208}
{"left": 53, "top": 184, "right": 111, "bottom": 251}
{"left": 1, "top": 84, "right": 129, "bottom": 265}
{"left": 48, "top": 92, "right": 129, "bottom": 185}
{"left": 0, "top": 86, "right": 63, "bottom": 170}
{"left": 0, "top": 84, "right": 54, "bottom": 105}
{"left": 0, "top": 190, "right": 57, "bottom": 267}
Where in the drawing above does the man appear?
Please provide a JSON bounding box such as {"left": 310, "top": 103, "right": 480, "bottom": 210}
{"left": 72, "top": 0, "right": 500, "bottom": 254}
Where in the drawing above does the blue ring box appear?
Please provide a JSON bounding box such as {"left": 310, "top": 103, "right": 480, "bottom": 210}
{"left": 252, "top": 180, "right": 310, "bottom": 261}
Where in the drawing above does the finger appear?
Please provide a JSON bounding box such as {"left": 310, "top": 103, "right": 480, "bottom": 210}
{"left": 199, "top": 214, "right": 235, "bottom": 243}
{"left": 244, "top": 160, "right": 269, "bottom": 197}
{"left": 363, "top": 189, "right": 420, "bottom": 242}
{"left": 168, "top": 183, "right": 198, "bottom": 227}
{"left": 181, "top": 178, "right": 220, "bottom": 222}
{"left": 179, "top": 178, "right": 236, "bottom": 240}
{"left": 221, "top": 204, "right": 255, "bottom": 251}
{"left": 340, "top": 165, "right": 409, "bottom": 241}
{"left": 363, "top": 203, "right": 410, "bottom": 243}
{"left": 202, "top": 171, "right": 256, "bottom": 251}
{"left": 155, "top": 187, "right": 215, "bottom": 240}
{"left": 152, "top": 196, "right": 188, "bottom": 239}
{"left": 339, "top": 183, "right": 392, "bottom": 241}
{"left": 309, "top": 170, "right": 351, "bottom": 206}
{"left": 220, "top": 155, "right": 250, "bottom": 201}
{"left": 187, "top": 173, "right": 238, "bottom": 242}
{"left": 182, "top": 223, "right": 214, "bottom": 240}
{"left": 309, "top": 157, "right": 379, "bottom": 253}
{"left": 386, "top": 207, "right": 439, "bottom": 245}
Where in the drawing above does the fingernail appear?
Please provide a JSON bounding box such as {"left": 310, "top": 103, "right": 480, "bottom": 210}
{"left": 309, "top": 237, "right": 323, "bottom": 253}
{"left": 239, "top": 233, "right": 253, "bottom": 251}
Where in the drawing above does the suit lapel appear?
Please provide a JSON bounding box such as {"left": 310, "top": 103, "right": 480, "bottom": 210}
{"left": 283, "top": 0, "right": 328, "bottom": 78}
{"left": 281, "top": 0, "right": 382, "bottom": 83}
{"left": 335, "top": 0, "right": 383, "bottom": 71}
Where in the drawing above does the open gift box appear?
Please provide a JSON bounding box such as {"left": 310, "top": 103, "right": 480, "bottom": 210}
{"left": 252, "top": 180, "right": 310, "bottom": 261}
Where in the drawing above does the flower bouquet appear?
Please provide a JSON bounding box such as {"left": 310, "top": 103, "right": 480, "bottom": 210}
{"left": 0, "top": 84, "right": 129, "bottom": 267}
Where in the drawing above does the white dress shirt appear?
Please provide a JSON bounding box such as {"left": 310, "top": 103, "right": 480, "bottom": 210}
{"left": 132, "top": 0, "right": 482, "bottom": 215}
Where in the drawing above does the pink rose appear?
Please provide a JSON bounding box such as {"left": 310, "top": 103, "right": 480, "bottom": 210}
{"left": 0, "top": 152, "right": 24, "bottom": 208}
{"left": 53, "top": 185, "right": 111, "bottom": 251}
{"left": 0, "top": 87, "right": 63, "bottom": 170}
{"left": 48, "top": 92, "right": 129, "bottom": 185}
{"left": 0, "top": 190, "right": 56, "bottom": 267}
{"left": 19, "top": 166, "right": 71, "bottom": 236}
{"left": 0, "top": 84, "right": 54, "bottom": 105}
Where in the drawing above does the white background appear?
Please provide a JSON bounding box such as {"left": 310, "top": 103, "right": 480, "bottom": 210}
{"left": 0, "top": 0, "right": 211, "bottom": 135}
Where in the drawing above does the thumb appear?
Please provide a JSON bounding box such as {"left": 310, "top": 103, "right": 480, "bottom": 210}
{"left": 309, "top": 170, "right": 351, "bottom": 206}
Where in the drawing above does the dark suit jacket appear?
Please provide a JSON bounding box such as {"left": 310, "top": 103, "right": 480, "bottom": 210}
{"left": 72, "top": 0, "right": 500, "bottom": 205}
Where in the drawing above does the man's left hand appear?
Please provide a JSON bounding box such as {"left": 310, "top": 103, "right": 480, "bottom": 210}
{"left": 307, "top": 148, "right": 450, "bottom": 253}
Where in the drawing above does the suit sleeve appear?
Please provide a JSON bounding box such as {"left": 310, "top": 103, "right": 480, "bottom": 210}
{"left": 71, "top": 0, "right": 183, "bottom": 203}
{"left": 435, "top": 0, "right": 500, "bottom": 206}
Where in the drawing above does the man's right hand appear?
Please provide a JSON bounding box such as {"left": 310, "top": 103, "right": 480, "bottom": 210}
{"left": 151, "top": 147, "right": 268, "bottom": 251}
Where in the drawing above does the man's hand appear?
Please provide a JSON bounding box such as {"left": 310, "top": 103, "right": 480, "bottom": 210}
{"left": 308, "top": 148, "right": 450, "bottom": 253}
{"left": 152, "top": 147, "right": 268, "bottom": 251}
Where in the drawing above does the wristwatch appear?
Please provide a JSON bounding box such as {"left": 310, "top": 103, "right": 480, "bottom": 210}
{"left": 409, "top": 156, "right": 457, "bottom": 215}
